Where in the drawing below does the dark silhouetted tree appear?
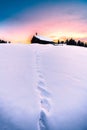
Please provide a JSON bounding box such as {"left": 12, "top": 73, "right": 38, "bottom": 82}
{"left": 66, "top": 38, "right": 76, "bottom": 46}
{"left": 77, "top": 40, "right": 84, "bottom": 47}
{"left": 84, "top": 43, "right": 87, "bottom": 47}
{"left": 61, "top": 41, "right": 64, "bottom": 44}
{"left": 65, "top": 39, "right": 69, "bottom": 44}
{"left": 0, "top": 39, "right": 11, "bottom": 44}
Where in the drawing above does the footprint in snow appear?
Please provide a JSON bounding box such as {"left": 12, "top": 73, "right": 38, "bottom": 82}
{"left": 38, "top": 86, "right": 51, "bottom": 98}
{"left": 38, "top": 73, "right": 44, "bottom": 79}
{"left": 40, "top": 99, "right": 51, "bottom": 112}
{"left": 38, "top": 111, "right": 49, "bottom": 130}
{"left": 38, "top": 80, "right": 46, "bottom": 87}
{"left": 37, "top": 70, "right": 42, "bottom": 74}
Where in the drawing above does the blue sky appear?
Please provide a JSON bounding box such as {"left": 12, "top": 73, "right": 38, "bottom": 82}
{"left": 0, "top": 0, "right": 87, "bottom": 43}
{"left": 0, "top": 0, "right": 86, "bottom": 21}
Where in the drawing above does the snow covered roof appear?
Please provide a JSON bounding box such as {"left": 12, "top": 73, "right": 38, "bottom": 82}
{"left": 35, "top": 34, "right": 53, "bottom": 42}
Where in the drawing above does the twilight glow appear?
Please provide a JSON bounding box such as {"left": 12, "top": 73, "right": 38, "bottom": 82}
{"left": 0, "top": 0, "right": 87, "bottom": 43}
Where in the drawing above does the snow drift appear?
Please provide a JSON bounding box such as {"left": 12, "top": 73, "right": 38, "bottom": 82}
{"left": 0, "top": 44, "right": 87, "bottom": 130}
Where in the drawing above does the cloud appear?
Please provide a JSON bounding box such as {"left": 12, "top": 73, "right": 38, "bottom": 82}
{"left": 0, "top": 1, "right": 87, "bottom": 42}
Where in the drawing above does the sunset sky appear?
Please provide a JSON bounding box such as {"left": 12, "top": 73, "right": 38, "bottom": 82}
{"left": 0, "top": 0, "right": 87, "bottom": 43}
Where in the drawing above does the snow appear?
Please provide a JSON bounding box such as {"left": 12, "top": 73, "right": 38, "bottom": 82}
{"left": 0, "top": 44, "right": 87, "bottom": 130}
{"left": 35, "top": 34, "right": 53, "bottom": 42}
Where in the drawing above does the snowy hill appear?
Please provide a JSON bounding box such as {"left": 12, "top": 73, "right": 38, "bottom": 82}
{"left": 0, "top": 44, "right": 87, "bottom": 130}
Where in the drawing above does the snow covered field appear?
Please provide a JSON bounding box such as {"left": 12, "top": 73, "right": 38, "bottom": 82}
{"left": 0, "top": 44, "right": 87, "bottom": 130}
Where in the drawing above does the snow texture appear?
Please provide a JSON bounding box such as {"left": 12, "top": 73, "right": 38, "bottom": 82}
{"left": 0, "top": 44, "right": 87, "bottom": 130}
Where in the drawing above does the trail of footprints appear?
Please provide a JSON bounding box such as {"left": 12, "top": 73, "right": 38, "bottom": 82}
{"left": 36, "top": 52, "right": 51, "bottom": 130}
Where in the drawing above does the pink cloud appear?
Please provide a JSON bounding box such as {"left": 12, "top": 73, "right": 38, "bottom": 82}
{"left": 0, "top": 4, "right": 87, "bottom": 43}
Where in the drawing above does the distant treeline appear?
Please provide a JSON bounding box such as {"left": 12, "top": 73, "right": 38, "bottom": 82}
{"left": 0, "top": 39, "right": 11, "bottom": 43}
{"left": 57, "top": 39, "right": 87, "bottom": 47}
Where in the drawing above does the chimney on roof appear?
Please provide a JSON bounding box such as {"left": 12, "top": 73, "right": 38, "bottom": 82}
{"left": 36, "top": 32, "right": 38, "bottom": 35}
